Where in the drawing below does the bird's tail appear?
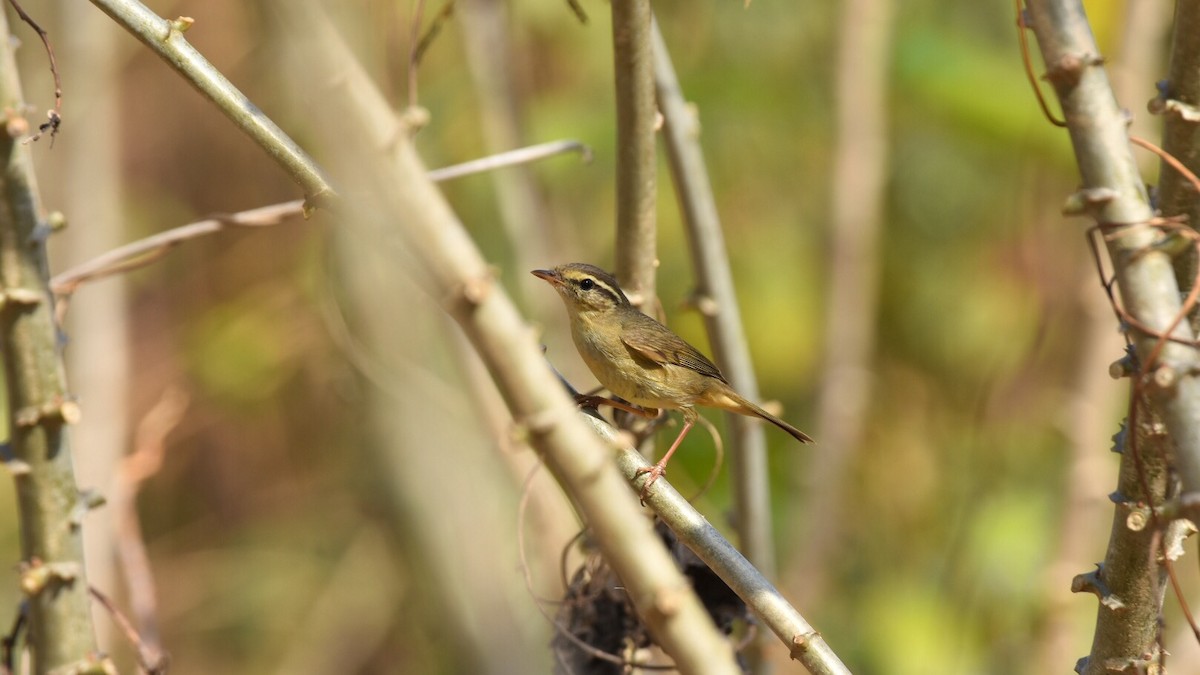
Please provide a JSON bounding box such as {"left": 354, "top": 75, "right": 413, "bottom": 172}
{"left": 709, "top": 387, "right": 815, "bottom": 444}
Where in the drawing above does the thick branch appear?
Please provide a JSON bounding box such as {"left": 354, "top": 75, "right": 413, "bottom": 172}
{"left": 279, "top": 3, "right": 739, "bottom": 670}
{"left": 1030, "top": 0, "right": 1200, "bottom": 518}
{"left": 1027, "top": 1, "right": 1195, "bottom": 670}
{"left": 0, "top": 8, "right": 97, "bottom": 673}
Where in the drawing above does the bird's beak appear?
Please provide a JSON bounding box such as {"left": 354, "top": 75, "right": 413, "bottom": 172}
{"left": 531, "top": 269, "right": 563, "bottom": 287}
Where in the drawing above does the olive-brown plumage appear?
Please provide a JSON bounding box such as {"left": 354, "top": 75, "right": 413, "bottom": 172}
{"left": 533, "top": 263, "right": 813, "bottom": 496}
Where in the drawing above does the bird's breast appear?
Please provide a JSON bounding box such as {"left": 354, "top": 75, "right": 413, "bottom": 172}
{"left": 569, "top": 315, "right": 685, "bottom": 409}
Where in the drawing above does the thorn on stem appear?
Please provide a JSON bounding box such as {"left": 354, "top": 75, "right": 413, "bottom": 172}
{"left": 1071, "top": 564, "right": 1125, "bottom": 610}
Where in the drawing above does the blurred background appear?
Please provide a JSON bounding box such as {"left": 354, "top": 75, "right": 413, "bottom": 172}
{"left": 0, "top": 0, "right": 1191, "bottom": 673}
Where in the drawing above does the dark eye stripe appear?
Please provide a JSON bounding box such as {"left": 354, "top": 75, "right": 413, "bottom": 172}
{"left": 573, "top": 276, "right": 622, "bottom": 304}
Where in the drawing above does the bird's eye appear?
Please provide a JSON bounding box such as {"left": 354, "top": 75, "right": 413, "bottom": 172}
{"left": 580, "top": 278, "right": 595, "bottom": 291}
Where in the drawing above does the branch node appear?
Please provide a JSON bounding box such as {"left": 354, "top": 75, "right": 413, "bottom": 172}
{"left": 518, "top": 408, "right": 558, "bottom": 438}
{"left": 683, "top": 290, "right": 718, "bottom": 317}
{"left": 1108, "top": 353, "right": 1136, "bottom": 379}
{"left": 164, "top": 16, "right": 195, "bottom": 40}
{"left": 0, "top": 287, "right": 42, "bottom": 311}
{"left": 14, "top": 394, "right": 82, "bottom": 428}
{"left": 1071, "top": 565, "right": 1125, "bottom": 610}
{"left": 1043, "top": 52, "right": 1103, "bottom": 89}
{"left": 3, "top": 456, "right": 30, "bottom": 476}
{"left": 18, "top": 558, "right": 81, "bottom": 597}
{"left": 1110, "top": 423, "right": 1127, "bottom": 454}
{"left": 69, "top": 489, "right": 107, "bottom": 530}
{"left": 1062, "top": 187, "right": 1118, "bottom": 216}
{"left": 400, "top": 105, "right": 431, "bottom": 135}
{"left": 1150, "top": 363, "right": 1178, "bottom": 390}
{"left": 1148, "top": 94, "right": 1200, "bottom": 122}
{"left": 3, "top": 107, "right": 28, "bottom": 138}
{"left": 653, "top": 586, "right": 683, "bottom": 617}
{"left": 789, "top": 631, "right": 820, "bottom": 660}
{"left": 459, "top": 268, "right": 498, "bottom": 307}
{"left": 1124, "top": 504, "right": 1150, "bottom": 532}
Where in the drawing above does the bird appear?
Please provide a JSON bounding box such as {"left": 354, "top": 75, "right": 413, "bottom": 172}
{"left": 532, "top": 263, "right": 813, "bottom": 498}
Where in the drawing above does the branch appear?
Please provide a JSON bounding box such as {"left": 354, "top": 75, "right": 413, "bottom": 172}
{"left": 49, "top": 140, "right": 591, "bottom": 301}
{"left": 1154, "top": 0, "right": 1200, "bottom": 316}
{"left": 277, "top": 2, "right": 741, "bottom": 670}
{"left": 0, "top": 8, "right": 97, "bottom": 672}
{"left": 651, "top": 14, "right": 776, "bottom": 583}
{"left": 798, "top": 0, "right": 893, "bottom": 608}
{"left": 1029, "top": 0, "right": 1200, "bottom": 523}
{"left": 611, "top": 0, "right": 657, "bottom": 311}
{"left": 591, "top": 416, "right": 851, "bottom": 675}
{"left": 87, "top": 0, "right": 336, "bottom": 206}
{"left": 1026, "top": 1, "right": 1200, "bottom": 670}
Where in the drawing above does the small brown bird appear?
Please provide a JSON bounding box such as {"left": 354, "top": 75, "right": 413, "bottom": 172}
{"left": 533, "top": 263, "right": 813, "bottom": 496}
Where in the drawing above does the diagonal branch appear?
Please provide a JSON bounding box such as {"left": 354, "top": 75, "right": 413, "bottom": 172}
{"left": 87, "top": 0, "right": 335, "bottom": 205}
{"left": 277, "top": 2, "right": 741, "bottom": 670}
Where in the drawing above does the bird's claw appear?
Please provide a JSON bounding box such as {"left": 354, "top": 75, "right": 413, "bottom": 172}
{"left": 634, "top": 464, "right": 667, "bottom": 504}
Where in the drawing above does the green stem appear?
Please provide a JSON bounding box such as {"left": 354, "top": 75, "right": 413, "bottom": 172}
{"left": 0, "top": 9, "right": 97, "bottom": 673}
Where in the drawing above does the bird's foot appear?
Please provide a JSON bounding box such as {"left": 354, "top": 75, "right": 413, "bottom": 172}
{"left": 634, "top": 462, "right": 668, "bottom": 504}
{"left": 574, "top": 394, "right": 658, "bottom": 419}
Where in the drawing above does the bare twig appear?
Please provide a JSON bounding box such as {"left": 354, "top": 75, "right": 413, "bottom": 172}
{"left": 7, "top": 0, "right": 62, "bottom": 144}
{"left": 111, "top": 387, "right": 189, "bottom": 671}
{"left": 1015, "top": 0, "right": 1066, "bottom": 127}
{"left": 407, "top": 0, "right": 427, "bottom": 108}
{"left": 0, "top": 605, "right": 26, "bottom": 675}
{"left": 88, "top": 0, "right": 335, "bottom": 205}
{"left": 799, "top": 0, "right": 893, "bottom": 610}
{"left": 50, "top": 140, "right": 591, "bottom": 304}
{"left": 426, "top": 139, "right": 591, "bottom": 182}
{"left": 611, "top": 0, "right": 658, "bottom": 313}
{"left": 87, "top": 587, "right": 167, "bottom": 674}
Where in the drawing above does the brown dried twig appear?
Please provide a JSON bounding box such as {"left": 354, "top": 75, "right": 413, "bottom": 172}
{"left": 87, "top": 587, "right": 167, "bottom": 675}
{"left": 7, "top": 0, "right": 62, "bottom": 144}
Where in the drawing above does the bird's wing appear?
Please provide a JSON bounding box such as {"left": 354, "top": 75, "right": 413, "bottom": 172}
{"left": 620, "top": 314, "right": 727, "bottom": 383}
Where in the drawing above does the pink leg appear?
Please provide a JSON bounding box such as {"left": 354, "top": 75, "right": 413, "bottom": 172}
{"left": 635, "top": 417, "right": 695, "bottom": 501}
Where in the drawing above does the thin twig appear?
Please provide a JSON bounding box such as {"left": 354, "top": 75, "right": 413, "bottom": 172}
{"left": 1015, "top": 0, "right": 1066, "bottom": 127}
{"left": 112, "top": 387, "right": 189, "bottom": 672}
{"left": 50, "top": 140, "right": 591, "bottom": 301}
{"left": 87, "top": 587, "right": 167, "bottom": 674}
{"left": 0, "top": 604, "right": 25, "bottom": 675}
{"left": 7, "top": 0, "right": 63, "bottom": 144}
{"left": 412, "top": 1, "right": 456, "bottom": 68}
{"left": 407, "top": 0, "right": 427, "bottom": 108}
{"left": 426, "top": 139, "right": 591, "bottom": 182}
